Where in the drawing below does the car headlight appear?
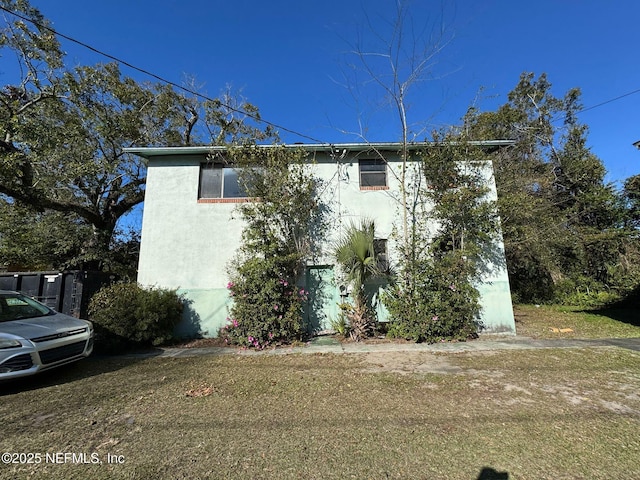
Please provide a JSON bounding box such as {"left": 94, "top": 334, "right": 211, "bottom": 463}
{"left": 0, "top": 338, "right": 22, "bottom": 349}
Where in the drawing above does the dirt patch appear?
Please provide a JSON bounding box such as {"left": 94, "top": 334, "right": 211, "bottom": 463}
{"left": 357, "top": 349, "right": 640, "bottom": 420}
{"left": 360, "top": 351, "right": 463, "bottom": 375}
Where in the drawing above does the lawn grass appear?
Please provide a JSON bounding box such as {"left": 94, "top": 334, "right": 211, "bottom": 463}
{"left": 2, "top": 346, "right": 639, "bottom": 479}
{"left": 513, "top": 304, "right": 640, "bottom": 339}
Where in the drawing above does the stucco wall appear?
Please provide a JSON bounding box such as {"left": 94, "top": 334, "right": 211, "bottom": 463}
{"left": 137, "top": 149, "right": 515, "bottom": 337}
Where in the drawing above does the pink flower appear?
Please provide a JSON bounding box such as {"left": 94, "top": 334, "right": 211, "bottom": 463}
{"left": 268, "top": 332, "right": 274, "bottom": 339}
{"left": 432, "top": 315, "right": 439, "bottom": 322}
{"left": 232, "top": 319, "right": 239, "bottom": 327}
{"left": 274, "top": 304, "right": 279, "bottom": 311}
{"left": 449, "top": 284, "right": 456, "bottom": 291}
{"left": 226, "top": 281, "right": 235, "bottom": 289}
{"left": 247, "top": 335, "right": 254, "bottom": 343}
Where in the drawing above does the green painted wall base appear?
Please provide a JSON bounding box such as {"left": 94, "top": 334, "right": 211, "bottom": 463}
{"left": 175, "top": 288, "right": 231, "bottom": 338}
{"left": 477, "top": 281, "right": 516, "bottom": 334}
{"left": 174, "top": 279, "right": 516, "bottom": 339}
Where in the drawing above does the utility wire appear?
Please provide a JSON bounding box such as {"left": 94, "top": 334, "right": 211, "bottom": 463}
{"left": 578, "top": 88, "right": 640, "bottom": 115}
{"left": 3, "top": 5, "right": 639, "bottom": 142}
{"left": 550, "top": 87, "right": 640, "bottom": 126}
{"left": 0, "top": 4, "right": 328, "bottom": 145}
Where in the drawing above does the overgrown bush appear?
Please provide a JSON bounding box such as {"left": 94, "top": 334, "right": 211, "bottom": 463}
{"left": 383, "top": 135, "right": 495, "bottom": 343}
{"left": 219, "top": 146, "right": 326, "bottom": 348}
{"left": 384, "top": 252, "right": 481, "bottom": 342}
{"left": 88, "top": 282, "right": 183, "bottom": 353}
{"left": 553, "top": 277, "right": 621, "bottom": 308}
{"left": 219, "top": 256, "right": 307, "bottom": 348}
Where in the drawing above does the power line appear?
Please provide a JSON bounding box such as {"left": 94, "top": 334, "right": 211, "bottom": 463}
{"left": 579, "top": 88, "right": 640, "bottom": 115}
{"left": 0, "top": 4, "right": 328, "bottom": 145}
{"left": 3, "top": 5, "right": 639, "bottom": 143}
{"left": 550, "top": 87, "right": 640, "bottom": 126}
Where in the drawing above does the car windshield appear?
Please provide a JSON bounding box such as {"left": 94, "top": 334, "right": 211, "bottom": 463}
{"left": 0, "top": 293, "right": 52, "bottom": 322}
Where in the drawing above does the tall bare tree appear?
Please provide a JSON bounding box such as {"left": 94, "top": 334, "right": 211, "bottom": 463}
{"left": 338, "top": 0, "right": 455, "bottom": 277}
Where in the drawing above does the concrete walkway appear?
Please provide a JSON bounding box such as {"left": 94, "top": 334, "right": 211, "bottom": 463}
{"left": 126, "top": 335, "right": 640, "bottom": 359}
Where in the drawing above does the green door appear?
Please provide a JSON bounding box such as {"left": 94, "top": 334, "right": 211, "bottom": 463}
{"left": 305, "top": 266, "right": 340, "bottom": 334}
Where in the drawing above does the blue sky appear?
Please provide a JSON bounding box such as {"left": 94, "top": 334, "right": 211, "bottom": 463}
{"left": 3, "top": 0, "right": 640, "bottom": 187}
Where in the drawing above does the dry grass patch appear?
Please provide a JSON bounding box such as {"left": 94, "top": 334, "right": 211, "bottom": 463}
{"left": 1, "top": 348, "right": 639, "bottom": 479}
{"left": 514, "top": 304, "right": 640, "bottom": 339}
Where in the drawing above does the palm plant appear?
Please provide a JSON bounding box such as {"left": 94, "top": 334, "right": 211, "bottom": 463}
{"left": 334, "top": 219, "right": 382, "bottom": 340}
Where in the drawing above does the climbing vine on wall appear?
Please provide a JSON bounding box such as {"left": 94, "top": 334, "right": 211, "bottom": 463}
{"left": 219, "top": 146, "right": 327, "bottom": 348}
{"left": 384, "top": 132, "right": 501, "bottom": 342}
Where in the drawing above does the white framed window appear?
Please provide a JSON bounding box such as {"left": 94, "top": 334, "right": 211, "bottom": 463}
{"left": 359, "top": 159, "right": 387, "bottom": 188}
{"left": 198, "top": 163, "right": 247, "bottom": 199}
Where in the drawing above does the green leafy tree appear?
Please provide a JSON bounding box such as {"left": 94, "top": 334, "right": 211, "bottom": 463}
{"left": 623, "top": 174, "right": 640, "bottom": 229}
{"left": 0, "top": 200, "right": 89, "bottom": 270}
{"left": 466, "top": 72, "right": 636, "bottom": 304}
{"left": 0, "top": 0, "right": 275, "bottom": 271}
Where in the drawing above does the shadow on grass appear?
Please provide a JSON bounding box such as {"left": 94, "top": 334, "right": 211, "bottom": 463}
{"left": 584, "top": 285, "right": 640, "bottom": 327}
{"left": 582, "top": 307, "right": 640, "bottom": 328}
{"left": 477, "top": 467, "right": 509, "bottom": 479}
{"left": 0, "top": 349, "right": 162, "bottom": 397}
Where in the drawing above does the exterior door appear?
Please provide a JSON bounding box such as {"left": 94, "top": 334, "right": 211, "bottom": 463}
{"left": 305, "top": 266, "right": 340, "bottom": 334}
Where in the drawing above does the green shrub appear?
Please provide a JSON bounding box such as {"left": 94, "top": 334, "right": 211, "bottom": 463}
{"left": 554, "top": 277, "right": 621, "bottom": 308}
{"left": 383, "top": 252, "right": 481, "bottom": 342}
{"left": 219, "top": 256, "right": 307, "bottom": 348}
{"left": 330, "top": 309, "right": 350, "bottom": 337}
{"left": 88, "top": 283, "right": 183, "bottom": 353}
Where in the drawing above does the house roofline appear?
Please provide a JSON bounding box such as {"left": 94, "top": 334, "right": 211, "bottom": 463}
{"left": 123, "top": 140, "right": 515, "bottom": 159}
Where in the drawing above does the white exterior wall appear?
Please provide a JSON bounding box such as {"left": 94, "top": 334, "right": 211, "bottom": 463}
{"left": 139, "top": 156, "right": 243, "bottom": 288}
{"left": 137, "top": 148, "right": 515, "bottom": 337}
{"left": 137, "top": 155, "right": 244, "bottom": 336}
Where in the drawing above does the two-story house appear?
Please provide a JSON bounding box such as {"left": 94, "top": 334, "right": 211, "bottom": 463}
{"left": 125, "top": 142, "right": 516, "bottom": 338}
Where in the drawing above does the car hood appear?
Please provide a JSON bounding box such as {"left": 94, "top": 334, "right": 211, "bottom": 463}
{"left": 0, "top": 312, "right": 91, "bottom": 340}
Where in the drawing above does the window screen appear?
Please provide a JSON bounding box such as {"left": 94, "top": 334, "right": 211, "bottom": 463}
{"left": 373, "top": 239, "right": 389, "bottom": 273}
{"left": 223, "top": 168, "right": 247, "bottom": 198}
{"left": 359, "top": 159, "right": 387, "bottom": 187}
{"left": 198, "top": 163, "right": 247, "bottom": 199}
{"left": 199, "top": 163, "right": 223, "bottom": 198}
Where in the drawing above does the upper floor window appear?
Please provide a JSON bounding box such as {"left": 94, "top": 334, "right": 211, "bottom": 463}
{"left": 359, "top": 159, "right": 387, "bottom": 189}
{"left": 198, "top": 163, "right": 247, "bottom": 200}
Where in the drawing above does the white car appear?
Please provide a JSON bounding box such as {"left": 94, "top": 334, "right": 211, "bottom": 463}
{"left": 0, "top": 290, "right": 94, "bottom": 380}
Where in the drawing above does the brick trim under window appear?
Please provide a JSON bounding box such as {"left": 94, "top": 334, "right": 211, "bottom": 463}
{"left": 197, "top": 198, "right": 256, "bottom": 204}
